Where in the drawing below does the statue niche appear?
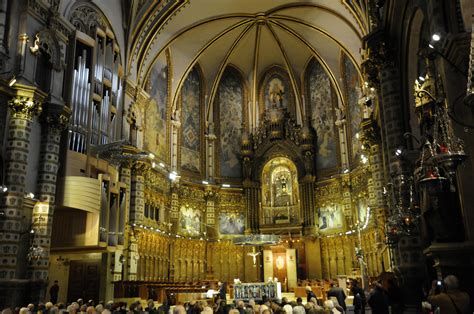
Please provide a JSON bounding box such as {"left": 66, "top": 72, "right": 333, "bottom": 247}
{"left": 261, "top": 157, "right": 300, "bottom": 225}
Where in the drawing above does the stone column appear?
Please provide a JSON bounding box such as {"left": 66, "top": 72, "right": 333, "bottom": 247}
{"left": 119, "top": 162, "right": 131, "bottom": 280}
{"left": 130, "top": 161, "right": 147, "bottom": 224}
{"left": 204, "top": 188, "right": 217, "bottom": 240}
{"left": 27, "top": 104, "right": 69, "bottom": 299}
{"left": 169, "top": 183, "right": 180, "bottom": 234}
{"left": 0, "top": 94, "right": 42, "bottom": 307}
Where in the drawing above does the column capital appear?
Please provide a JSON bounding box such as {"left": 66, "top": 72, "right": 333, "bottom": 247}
{"left": 8, "top": 95, "right": 42, "bottom": 120}
{"left": 40, "top": 103, "right": 71, "bottom": 132}
{"left": 132, "top": 160, "right": 150, "bottom": 176}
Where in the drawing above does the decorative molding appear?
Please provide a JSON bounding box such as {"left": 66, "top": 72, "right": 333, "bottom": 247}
{"left": 40, "top": 103, "right": 71, "bottom": 132}
{"left": 68, "top": 3, "right": 108, "bottom": 37}
{"left": 8, "top": 95, "right": 42, "bottom": 120}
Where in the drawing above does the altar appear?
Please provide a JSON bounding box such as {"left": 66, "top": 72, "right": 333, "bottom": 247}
{"left": 232, "top": 282, "right": 282, "bottom": 301}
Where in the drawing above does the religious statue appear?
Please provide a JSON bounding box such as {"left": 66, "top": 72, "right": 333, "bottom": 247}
{"left": 247, "top": 247, "right": 261, "bottom": 266}
{"left": 270, "top": 86, "right": 284, "bottom": 108}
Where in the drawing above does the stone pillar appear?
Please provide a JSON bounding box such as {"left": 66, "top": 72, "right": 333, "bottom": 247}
{"left": 0, "top": 94, "right": 42, "bottom": 307}
{"left": 119, "top": 162, "right": 131, "bottom": 280}
{"left": 170, "top": 183, "right": 180, "bottom": 234}
{"left": 204, "top": 188, "right": 217, "bottom": 240}
{"left": 130, "top": 161, "right": 147, "bottom": 224}
{"left": 27, "top": 104, "right": 69, "bottom": 299}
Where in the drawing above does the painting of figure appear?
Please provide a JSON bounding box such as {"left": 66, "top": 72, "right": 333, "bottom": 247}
{"left": 181, "top": 66, "right": 201, "bottom": 173}
{"left": 219, "top": 212, "right": 245, "bottom": 234}
{"left": 264, "top": 76, "right": 288, "bottom": 110}
{"left": 308, "top": 60, "right": 338, "bottom": 170}
{"left": 179, "top": 206, "right": 201, "bottom": 235}
{"left": 357, "top": 198, "right": 368, "bottom": 224}
{"left": 318, "top": 203, "right": 343, "bottom": 231}
{"left": 342, "top": 53, "right": 363, "bottom": 163}
{"left": 219, "top": 69, "right": 243, "bottom": 178}
{"left": 144, "top": 53, "right": 168, "bottom": 161}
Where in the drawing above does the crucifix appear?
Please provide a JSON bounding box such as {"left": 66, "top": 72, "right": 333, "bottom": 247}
{"left": 247, "top": 247, "right": 261, "bottom": 266}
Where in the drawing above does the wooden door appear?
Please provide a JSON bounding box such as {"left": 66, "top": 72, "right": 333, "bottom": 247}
{"left": 67, "top": 260, "right": 100, "bottom": 302}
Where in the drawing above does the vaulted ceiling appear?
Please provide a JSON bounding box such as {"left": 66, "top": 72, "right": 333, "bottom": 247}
{"left": 128, "top": 0, "right": 368, "bottom": 110}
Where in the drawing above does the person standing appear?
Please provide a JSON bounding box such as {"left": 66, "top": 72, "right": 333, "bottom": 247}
{"left": 351, "top": 280, "right": 366, "bottom": 314}
{"left": 218, "top": 282, "right": 227, "bottom": 301}
{"left": 327, "top": 282, "right": 347, "bottom": 312}
{"left": 368, "top": 281, "right": 389, "bottom": 314}
{"left": 427, "top": 275, "right": 471, "bottom": 314}
{"left": 49, "top": 280, "right": 59, "bottom": 304}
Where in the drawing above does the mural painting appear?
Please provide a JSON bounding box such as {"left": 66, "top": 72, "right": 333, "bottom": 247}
{"left": 219, "top": 69, "right": 243, "bottom": 178}
{"left": 318, "top": 203, "right": 343, "bottom": 231}
{"left": 264, "top": 75, "right": 288, "bottom": 110}
{"left": 179, "top": 206, "right": 202, "bottom": 235}
{"left": 342, "top": 53, "right": 363, "bottom": 162}
{"left": 307, "top": 60, "right": 338, "bottom": 170}
{"left": 181, "top": 66, "right": 201, "bottom": 173}
{"left": 144, "top": 54, "right": 168, "bottom": 161}
{"left": 219, "top": 212, "right": 245, "bottom": 235}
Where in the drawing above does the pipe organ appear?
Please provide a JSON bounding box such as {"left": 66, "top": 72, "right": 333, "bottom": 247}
{"left": 67, "top": 28, "right": 123, "bottom": 153}
{"left": 69, "top": 50, "right": 91, "bottom": 153}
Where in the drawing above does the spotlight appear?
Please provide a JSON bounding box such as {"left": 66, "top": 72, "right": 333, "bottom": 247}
{"left": 343, "top": 169, "right": 349, "bottom": 174}
{"left": 202, "top": 180, "right": 209, "bottom": 185}
{"left": 159, "top": 162, "right": 165, "bottom": 168}
{"left": 432, "top": 34, "right": 441, "bottom": 41}
{"left": 152, "top": 162, "right": 156, "bottom": 168}
{"left": 428, "top": 44, "right": 434, "bottom": 49}
{"left": 418, "top": 76, "right": 425, "bottom": 82}
{"left": 1, "top": 186, "right": 7, "bottom": 192}
{"left": 355, "top": 133, "right": 360, "bottom": 139}
{"left": 395, "top": 148, "right": 403, "bottom": 156}
{"left": 222, "top": 184, "right": 230, "bottom": 188}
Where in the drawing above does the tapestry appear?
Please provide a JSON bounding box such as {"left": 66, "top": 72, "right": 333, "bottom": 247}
{"left": 318, "top": 203, "right": 343, "bottom": 231}
{"left": 144, "top": 54, "right": 168, "bottom": 161}
{"left": 219, "top": 212, "right": 245, "bottom": 234}
{"left": 264, "top": 75, "right": 288, "bottom": 110}
{"left": 219, "top": 69, "right": 243, "bottom": 178}
{"left": 179, "top": 206, "right": 201, "bottom": 235}
{"left": 342, "top": 53, "right": 363, "bottom": 162}
{"left": 181, "top": 66, "right": 201, "bottom": 173}
{"left": 307, "top": 60, "right": 338, "bottom": 170}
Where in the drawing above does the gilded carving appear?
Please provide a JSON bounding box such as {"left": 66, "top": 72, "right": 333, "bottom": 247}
{"left": 8, "top": 96, "right": 42, "bottom": 120}
{"left": 68, "top": 4, "right": 108, "bottom": 37}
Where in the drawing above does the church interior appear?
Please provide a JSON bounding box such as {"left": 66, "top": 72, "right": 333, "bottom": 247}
{"left": 0, "top": 0, "right": 473, "bottom": 312}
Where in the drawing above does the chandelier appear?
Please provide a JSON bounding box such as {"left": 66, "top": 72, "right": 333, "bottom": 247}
{"left": 385, "top": 175, "right": 420, "bottom": 246}
{"left": 413, "top": 58, "right": 467, "bottom": 192}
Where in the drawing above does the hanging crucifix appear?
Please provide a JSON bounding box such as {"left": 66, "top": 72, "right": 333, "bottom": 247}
{"left": 247, "top": 247, "right": 261, "bottom": 267}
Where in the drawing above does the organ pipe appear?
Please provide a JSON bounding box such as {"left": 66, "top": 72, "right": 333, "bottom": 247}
{"left": 69, "top": 50, "right": 91, "bottom": 153}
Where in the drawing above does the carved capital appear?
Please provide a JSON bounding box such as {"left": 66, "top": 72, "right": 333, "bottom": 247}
{"left": 132, "top": 161, "right": 150, "bottom": 176}
{"left": 41, "top": 104, "right": 71, "bottom": 132}
{"left": 360, "top": 118, "right": 380, "bottom": 148}
{"left": 8, "top": 96, "right": 42, "bottom": 120}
